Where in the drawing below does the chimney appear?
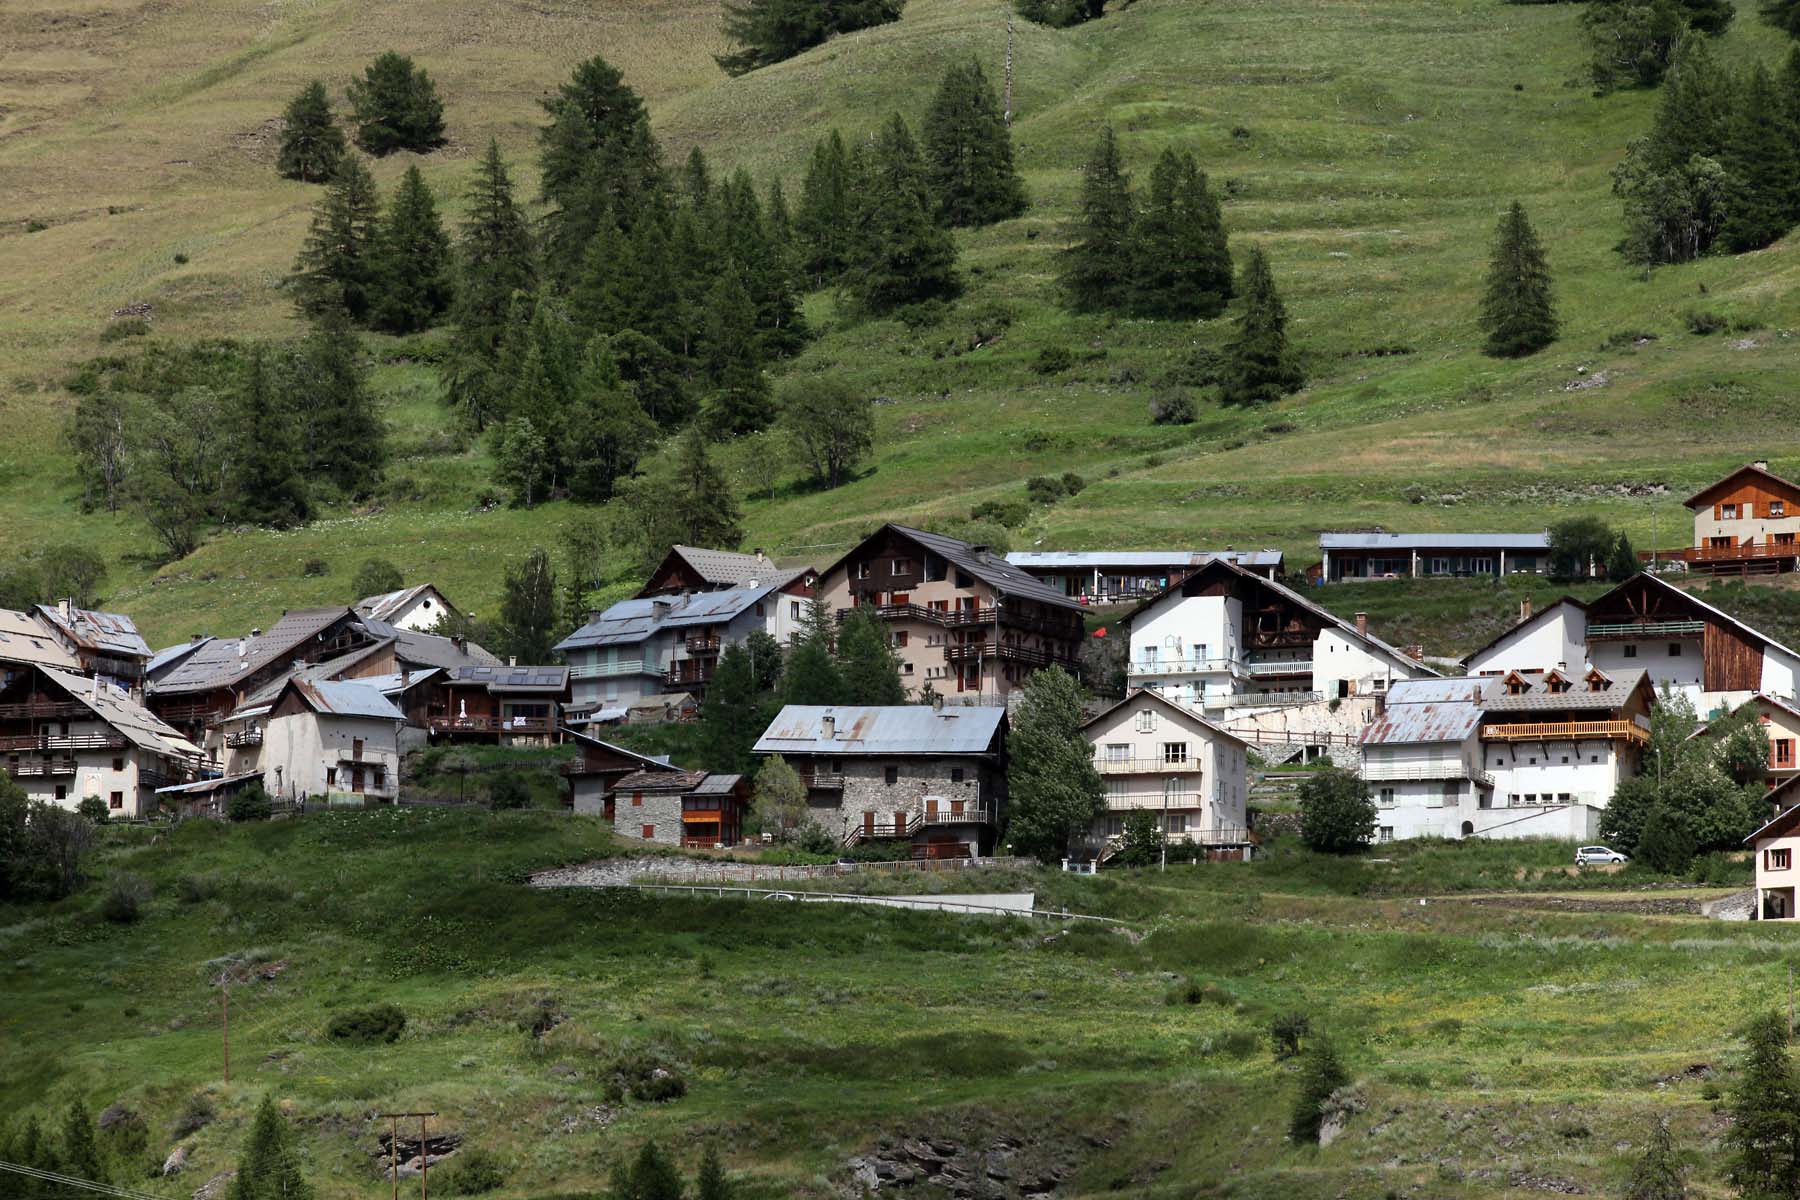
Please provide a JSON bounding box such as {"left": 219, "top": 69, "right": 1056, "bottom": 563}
{"left": 191, "top": 633, "right": 203, "bottom": 643}
{"left": 1557, "top": 660, "right": 1567, "bottom": 673}
{"left": 1755, "top": 459, "right": 1770, "bottom": 472}
{"left": 1354, "top": 612, "right": 1368, "bottom": 637}
{"left": 971, "top": 544, "right": 990, "bottom": 557}
{"left": 508, "top": 656, "right": 518, "bottom": 667}
{"left": 932, "top": 692, "right": 945, "bottom": 714}
{"left": 754, "top": 548, "right": 767, "bottom": 563}
{"left": 59, "top": 597, "right": 72, "bottom": 620}
{"left": 821, "top": 713, "right": 836, "bottom": 740}
{"left": 1521, "top": 597, "right": 1533, "bottom": 622}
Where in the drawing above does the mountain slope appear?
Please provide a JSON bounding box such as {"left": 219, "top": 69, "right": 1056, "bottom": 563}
{"left": 3, "top": 0, "right": 1799, "bottom": 645}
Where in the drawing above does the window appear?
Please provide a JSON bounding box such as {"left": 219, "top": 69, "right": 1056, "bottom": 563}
{"left": 111, "top": 757, "right": 124, "bottom": 771}
{"left": 791, "top": 601, "right": 802, "bottom": 620}
{"left": 1774, "top": 501, "right": 1788, "bottom": 517}
{"left": 1105, "top": 743, "right": 1130, "bottom": 763}
{"left": 1557, "top": 792, "right": 1571, "bottom": 804}
{"left": 902, "top": 663, "right": 914, "bottom": 675}
{"left": 1668, "top": 643, "right": 1682, "bottom": 657}
{"left": 641, "top": 824, "right": 655, "bottom": 840}
{"left": 1164, "top": 813, "right": 1188, "bottom": 835}
{"left": 631, "top": 792, "right": 643, "bottom": 807}
{"left": 1623, "top": 645, "right": 1638, "bottom": 659}
{"left": 1723, "top": 503, "right": 1740, "bottom": 519}
{"left": 54, "top": 785, "right": 66, "bottom": 801}
{"left": 1135, "top": 710, "right": 1157, "bottom": 733}
{"left": 893, "top": 631, "right": 909, "bottom": 648}
{"left": 1777, "top": 739, "right": 1796, "bottom": 768}
{"left": 951, "top": 767, "right": 964, "bottom": 783}
{"left": 1162, "top": 741, "right": 1189, "bottom": 765}
{"left": 109, "top": 792, "right": 123, "bottom": 810}
{"left": 1546, "top": 677, "right": 1569, "bottom": 694}
{"left": 1769, "top": 848, "right": 1793, "bottom": 871}
{"left": 1378, "top": 787, "right": 1395, "bottom": 807}
{"left": 352, "top": 737, "right": 364, "bottom": 759}
{"left": 885, "top": 766, "right": 899, "bottom": 785}
{"left": 1102, "top": 815, "right": 1124, "bottom": 838}
{"left": 1378, "top": 826, "right": 1394, "bottom": 844}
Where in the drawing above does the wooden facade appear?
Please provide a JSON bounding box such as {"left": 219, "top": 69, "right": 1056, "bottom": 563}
{"left": 1674, "top": 463, "right": 1800, "bottom": 576}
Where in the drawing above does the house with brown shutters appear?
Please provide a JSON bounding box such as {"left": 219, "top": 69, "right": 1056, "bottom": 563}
{"left": 815, "top": 524, "right": 1085, "bottom": 703}
{"left": 1678, "top": 461, "right": 1800, "bottom": 575}
{"left": 611, "top": 768, "right": 750, "bottom": 848}
{"left": 1692, "top": 693, "right": 1800, "bottom": 794}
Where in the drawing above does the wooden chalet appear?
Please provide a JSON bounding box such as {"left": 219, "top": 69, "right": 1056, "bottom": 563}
{"left": 637, "top": 545, "right": 815, "bottom": 599}
{"left": 1581, "top": 573, "right": 1786, "bottom": 696}
{"left": 1672, "top": 461, "right": 1800, "bottom": 576}
{"left": 32, "top": 602, "right": 153, "bottom": 685}
{"left": 429, "top": 664, "right": 571, "bottom": 745}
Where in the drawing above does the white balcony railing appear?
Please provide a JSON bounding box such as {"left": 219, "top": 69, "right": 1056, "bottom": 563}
{"left": 570, "top": 659, "right": 646, "bottom": 680}
{"left": 1244, "top": 659, "right": 1313, "bottom": 677}
{"left": 1361, "top": 762, "right": 1496, "bottom": 789}
{"left": 1128, "top": 657, "right": 1243, "bottom": 678}
{"left": 1095, "top": 756, "right": 1201, "bottom": 775}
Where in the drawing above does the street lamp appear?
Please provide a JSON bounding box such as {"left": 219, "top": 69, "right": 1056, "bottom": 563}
{"left": 1160, "top": 775, "right": 1177, "bottom": 872}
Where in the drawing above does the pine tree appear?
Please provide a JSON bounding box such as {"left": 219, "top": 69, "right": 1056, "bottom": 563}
{"left": 1624, "top": 1120, "right": 1685, "bottom": 1200}
{"left": 226, "top": 352, "right": 310, "bottom": 528}
{"left": 695, "top": 1146, "right": 732, "bottom": 1200}
{"left": 1007, "top": 666, "right": 1104, "bottom": 862}
{"left": 1288, "top": 1038, "right": 1349, "bottom": 1144}
{"left": 229, "top": 1097, "right": 313, "bottom": 1200}
{"left": 715, "top": 170, "right": 808, "bottom": 357}
{"left": 1727, "top": 1012, "right": 1800, "bottom": 1198}
{"left": 699, "top": 645, "right": 769, "bottom": 775}
{"left": 700, "top": 268, "right": 773, "bottom": 437}
{"left": 59, "top": 1100, "right": 105, "bottom": 1188}
{"left": 797, "top": 130, "right": 854, "bottom": 285}
{"left": 781, "top": 597, "right": 846, "bottom": 706}
{"left": 1131, "top": 148, "right": 1232, "bottom": 318}
{"left": 1478, "top": 201, "right": 1558, "bottom": 358}
{"left": 923, "top": 60, "right": 1028, "bottom": 227}
{"left": 1768, "top": 0, "right": 1800, "bottom": 38}
{"left": 277, "top": 81, "right": 347, "bottom": 183}
{"left": 836, "top": 606, "right": 906, "bottom": 704}
{"left": 495, "top": 416, "right": 550, "bottom": 508}
{"left": 618, "top": 427, "right": 746, "bottom": 567}
{"left": 498, "top": 549, "right": 559, "bottom": 663}
{"left": 1720, "top": 64, "right": 1800, "bottom": 253}
{"left": 368, "top": 165, "right": 452, "bottom": 334}
{"left": 506, "top": 294, "right": 582, "bottom": 479}
{"left": 846, "top": 115, "right": 962, "bottom": 315}
{"left": 1060, "top": 126, "right": 1134, "bottom": 312}
{"left": 570, "top": 215, "right": 638, "bottom": 339}
{"left": 1612, "top": 33, "right": 1735, "bottom": 264}
{"left": 683, "top": 146, "right": 715, "bottom": 212}
{"left": 448, "top": 141, "right": 536, "bottom": 431}
{"left": 1609, "top": 531, "right": 1640, "bottom": 581}
{"left": 1219, "top": 246, "right": 1304, "bottom": 406}
{"left": 538, "top": 56, "right": 659, "bottom": 262}
{"left": 566, "top": 340, "right": 655, "bottom": 503}
{"left": 292, "top": 155, "right": 380, "bottom": 322}
{"left": 284, "top": 316, "right": 385, "bottom": 497}
{"left": 346, "top": 51, "right": 445, "bottom": 156}
{"left": 716, "top": 0, "right": 905, "bottom": 77}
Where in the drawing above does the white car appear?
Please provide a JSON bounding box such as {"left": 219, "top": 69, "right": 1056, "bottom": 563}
{"left": 1575, "top": 845, "right": 1629, "bottom": 866}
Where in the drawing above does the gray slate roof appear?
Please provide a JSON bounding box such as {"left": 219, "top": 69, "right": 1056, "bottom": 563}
{"left": 445, "top": 664, "right": 569, "bottom": 692}
{"left": 150, "top": 607, "right": 358, "bottom": 696}
{"left": 1007, "top": 549, "right": 1283, "bottom": 570}
{"left": 557, "top": 576, "right": 800, "bottom": 652}
{"left": 148, "top": 637, "right": 214, "bottom": 680}
{"left": 1320, "top": 532, "right": 1551, "bottom": 551}
{"left": 754, "top": 705, "right": 1006, "bottom": 756}
{"left": 666, "top": 546, "right": 784, "bottom": 588}
{"left": 34, "top": 604, "right": 152, "bottom": 659}
{"left": 882, "top": 525, "right": 1084, "bottom": 611}
{"left": 1479, "top": 668, "right": 1648, "bottom": 713}
{"left": 40, "top": 668, "right": 202, "bottom": 759}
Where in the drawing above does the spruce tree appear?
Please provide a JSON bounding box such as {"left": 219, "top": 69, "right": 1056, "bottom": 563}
{"left": 1219, "top": 246, "right": 1304, "bottom": 406}
{"left": 368, "top": 165, "right": 452, "bottom": 334}
{"left": 696, "top": 1147, "right": 732, "bottom": 1200}
{"left": 619, "top": 1140, "right": 684, "bottom": 1200}
{"left": 566, "top": 340, "right": 655, "bottom": 503}
{"left": 836, "top": 606, "right": 906, "bottom": 704}
{"left": 498, "top": 549, "right": 559, "bottom": 663}
{"left": 846, "top": 115, "right": 962, "bottom": 315}
{"left": 1478, "top": 201, "right": 1558, "bottom": 358}
{"left": 1131, "top": 148, "right": 1232, "bottom": 318}
{"left": 781, "top": 597, "right": 846, "bottom": 706}
{"left": 292, "top": 155, "right": 380, "bottom": 322}
{"left": 701, "top": 268, "right": 774, "bottom": 438}
{"left": 923, "top": 60, "right": 1028, "bottom": 227}
{"left": 683, "top": 146, "right": 715, "bottom": 212}
{"left": 1288, "top": 1038, "right": 1350, "bottom": 1144}
{"left": 569, "top": 215, "right": 637, "bottom": 338}
{"left": 1060, "top": 126, "right": 1134, "bottom": 312}
{"left": 537, "top": 56, "right": 659, "bottom": 263}
{"left": 448, "top": 141, "right": 536, "bottom": 431}
{"left": 618, "top": 427, "right": 746, "bottom": 566}
{"left": 797, "top": 130, "right": 854, "bottom": 285}
{"left": 227, "top": 352, "right": 310, "bottom": 528}
{"left": 285, "top": 316, "right": 385, "bottom": 497}
{"left": 1612, "top": 33, "right": 1735, "bottom": 264}
{"left": 229, "top": 1097, "right": 313, "bottom": 1200}
{"left": 1719, "top": 64, "right": 1800, "bottom": 253}
{"left": 277, "top": 81, "right": 347, "bottom": 183}
{"left": 346, "top": 51, "right": 445, "bottom": 155}
{"left": 1007, "top": 666, "right": 1104, "bottom": 862}
{"left": 59, "top": 1099, "right": 105, "bottom": 1187}
{"left": 1609, "top": 532, "right": 1640, "bottom": 581}
{"left": 1624, "top": 1120, "right": 1684, "bottom": 1200}
{"left": 1727, "top": 1012, "right": 1800, "bottom": 1199}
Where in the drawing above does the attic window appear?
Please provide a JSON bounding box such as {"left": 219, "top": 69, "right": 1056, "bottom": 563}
{"left": 1504, "top": 674, "right": 1530, "bottom": 696}
{"left": 1546, "top": 676, "right": 1570, "bottom": 694}
{"left": 1775, "top": 501, "right": 1788, "bottom": 517}
{"left": 1588, "top": 677, "right": 1609, "bottom": 693}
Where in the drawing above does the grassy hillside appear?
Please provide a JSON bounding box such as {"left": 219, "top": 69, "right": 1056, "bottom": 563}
{"left": 0, "top": 810, "right": 1775, "bottom": 1198}
{"left": 6, "top": 0, "right": 1800, "bottom": 646}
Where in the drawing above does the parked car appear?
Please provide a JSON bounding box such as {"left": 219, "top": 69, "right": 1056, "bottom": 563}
{"left": 1575, "top": 845, "right": 1628, "bottom": 865}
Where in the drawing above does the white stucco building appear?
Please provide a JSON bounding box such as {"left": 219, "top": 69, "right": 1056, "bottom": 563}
{"left": 262, "top": 678, "right": 405, "bottom": 804}
{"left": 1081, "top": 689, "right": 1250, "bottom": 856}
{"left": 354, "top": 584, "right": 459, "bottom": 633}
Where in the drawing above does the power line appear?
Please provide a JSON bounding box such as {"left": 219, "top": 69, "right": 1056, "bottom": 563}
{"left": 0, "top": 1160, "right": 171, "bottom": 1200}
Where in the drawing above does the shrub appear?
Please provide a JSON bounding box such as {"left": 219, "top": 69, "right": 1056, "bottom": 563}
{"left": 969, "top": 498, "right": 1031, "bottom": 528}
{"left": 1289, "top": 1037, "right": 1349, "bottom": 1144}
{"left": 1165, "top": 978, "right": 1236, "bottom": 1008}
{"left": 100, "top": 318, "right": 150, "bottom": 343}
{"left": 1025, "top": 475, "right": 1066, "bottom": 505}
{"left": 171, "top": 1093, "right": 216, "bottom": 1138}
{"left": 437, "top": 1148, "right": 506, "bottom": 1195}
{"left": 77, "top": 795, "right": 110, "bottom": 823}
{"left": 25, "top": 219, "right": 48, "bottom": 233}
{"left": 610, "top": 1055, "right": 689, "bottom": 1103}
{"left": 488, "top": 772, "right": 529, "bottom": 810}
{"left": 1684, "top": 308, "right": 1727, "bottom": 336}
{"left": 351, "top": 559, "right": 404, "bottom": 600}
{"left": 1297, "top": 766, "right": 1376, "bottom": 853}
{"left": 326, "top": 1004, "right": 407, "bottom": 1044}
{"left": 797, "top": 823, "right": 838, "bottom": 856}
{"left": 1637, "top": 806, "right": 1696, "bottom": 875}
{"left": 176, "top": 874, "right": 220, "bottom": 904}
{"left": 173, "top": 252, "right": 190, "bottom": 264}
{"left": 301, "top": 558, "right": 330, "bottom": 578}
{"left": 1149, "top": 390, "right": 1196, "bottom": 425}
{"left": 227, "top": 783, "right": 273, "bottom": 823}
{"left": 1271, "top": 1012, "right": 1311, "bottom": 1061}
{"left": 1059, "top": 472, "right": 1086, "bottom": 497}
{"left": 1033, "top": 346, "right": 1075, "bottom": 375}
{"left": 100, "top": 873, "right": 151, "bottom": 923}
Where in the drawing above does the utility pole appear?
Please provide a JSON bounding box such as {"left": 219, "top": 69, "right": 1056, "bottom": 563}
{"left": 1004, "top": 16, "right": 1016, "bottom": 125}
{"left": 220, "top": 983, "right": 230, "bottom": 1085}
{"left": 376, "top": 1112, "right": 439, "bottom": 1200}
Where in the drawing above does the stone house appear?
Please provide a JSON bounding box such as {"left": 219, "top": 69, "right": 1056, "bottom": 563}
{"left": 613, "top": 769, "right": 749, "bottom": 847}
{"left": 564, "top": 727, "right": 677, "bottom": 817}
{"left": 752, "top": 704, "right": 1007, "bottom": 858}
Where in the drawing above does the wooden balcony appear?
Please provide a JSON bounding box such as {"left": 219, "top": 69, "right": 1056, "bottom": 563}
{"left": 7, "top": 758, "right": 77, "bottom": 777}
{"left": 800, "top": 773, "right": 845, "bottom": 790}
{"left": 664, "top": 661, "right": 714, "bottom": 688}
{"left": 1480, "top": 720, "right": 1649, "bottom": 747}
{"left": 1665, "top": 541, "right": 1800, "bottom": 564}
{"left": 154, "top": 701, "right": 215, "bottom": 723}
{"left": 225, "top": 729, "right": 263, "bottom": 748}
{"left": 1585, "top": 619, "right": 1705, "bottom": 640}
{"left": 0, "top": 701, "right": 87, "bottom": 720}
{"left": 684, "top": 635, "right": 722, "bottom": 655}
{"left": 0, "top": 732, "right": 126, "bottom": 752}
{"left": 921, "top": 803, "right": 994, "bottom": 825}
{"left": 943, "top": 642, "right": 1076, "bottom": 669}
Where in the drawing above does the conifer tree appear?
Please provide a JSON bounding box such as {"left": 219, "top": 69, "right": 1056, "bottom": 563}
{"left": 1609, "top": 532, "right": 1640, "bottom": 582}
{"left": 696, "top": 1147, "right": 733, "bottom": 1200}
{"left": 284, "top": 316, "right": 385, "bottom": 497}
{"left": 538, "top": 56, "right": 661, "bottom": 263}
{"left": 1131, "top": 147, "right": 1232, "bottom": 318}
{"left": 700, "top": 268, "right": 774, "bottom": 437}
{"left": 569, "top": 215, "right": 637, "bottom": 338}
{"left": 1219, "top": 246, "right": 1304, "bottom": 406}
{"left": 1007, "top": 666, "right": 1104, "bottom": 862}
{"left": 923, "top": 60, "right": 1028, "bottom": 227}
{"left": 498, "top": 549, "right": 559, "bottom": 663}
{"left": 846, "top": 115, "right": 962, "bottom": 315}
{"left": 683, "top": 146, "right": 715, "bottom": 212}
{"left": 1612, "top": 33, "right": 1735, "bottom": 264}
{"left": 836, "top": 606, "right": 906, "bottom": 704}
{"left": 797, "top": 130, "right": 854, "bottom": 285}
{"left": 781, "top": 597, "right": 845, "bottom": 706}
{"left": 1624, "top": 1119, "right": 1684, "bottom": 1200}
{"left": 566, "top": 340, "right": 655, "bottom": 503}
{"left": 619, "top": 427, "right": 745, "bottom": 567}
{"left": 716, "top": 0, "right": 905, "bottom": 76}
{"left": 1727, "top": 1012, "right": 1800, "bottom": 1198}
{"left": 617, "top": 1140, "right": 684, "bottom": 1200}
{"left": 699, "top": 645, "right": 769, "bottom": 775}
{"left": 277, "top": 81, "right": 347, "bottom": 183}
{"left": 1060, "top": 126, "right": 1134, "bottom": 312}
{"left": 448, "top": 141, "right": 536, "bottom": 431}
{"left": 762, "top": 179, "right": 810, "bottom": 351}
{"left": 368, "top": 165, "right": 452, "bottom": 334}
{"left": 1768, "top": 0, "right": 1800, "bottom": 38}
{"left": 1288, "top": 1038, "right": 1349, "bottom": 1144}
{"left": 227, "top": 353, "right": 310, "bottom": 528}
{"left": 229, "top": 1097, "right": 313, "bottom": 1200}
{"left": 1719, "top": 64, "right": 1800, "bottom": 253}
{"left": 59, "top": 1100, "right": 105, "bottom": 1188}
{"left": 1478, "top": 201, "right": 1558, "bottom": 358}
{"left": 717, "top": 171, "right": 808, "bottom": 357}
{"left": 292, "top": 155, "right": 380, "bottom": 322}
{"left": 506, "top": 294, "right": 582, "bottom": 468}
{"left": 346, "top": 51, "right": 446, "bottom": 155}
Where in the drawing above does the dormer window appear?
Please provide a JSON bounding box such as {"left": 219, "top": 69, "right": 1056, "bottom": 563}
{"left": 1774, "top": 501, "right": 1787, "bottom": 517}
{"left": 1503, "top": 672, "right": 1530, "bottom": 696}
{"left": 1545, "top": 673, "right": 1570, "bottom": 694}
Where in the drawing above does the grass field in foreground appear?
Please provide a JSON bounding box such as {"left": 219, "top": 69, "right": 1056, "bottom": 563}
{"left": 6, "top": 0, "right": 1800, "bottom": 645}
{"left": 0, "top": 811, "right": 1783, "bottom": 1198}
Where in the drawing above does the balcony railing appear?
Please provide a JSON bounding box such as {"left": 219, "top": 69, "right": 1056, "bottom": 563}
{"left": 1669, "top": 541, "right": 1800, "bottom": 563}
{"left": 943, "top": 642, "right": 1077, "bottom": 669}
{"left": 684, "top": 635, "right": 722, "bottom": 655}
{"left": 0, "top": 701, "right": 87, "bottom": 720}
{"left": 1361, "top": 762, "right": 1496, "bottom": 789}
{"left": 800, "top": 773, "right": 845, "bottom": 790}
{"left": 1245, "top": 658, "right": 1313, "bottom": 678}
{"left": 0, "top": 733, "right": 126, "bottom": 752}
{"left": 664, "top": 662, "right": 714, "bottom": 687}
{"left": 1480, "top": 720, "right": 1649, "bottom": 746}
{"left": 6, "top": 758, "right": 77, "bottom": 777}
{"left": 921, "top": 803, "right": 995, "bottom": 825}
{"left": 154, "top": 701, "right": 215, "bottom": 723}
{"left": 427, "top": 716, "right": 553, "bottom": 735}
{"left": 1096, "top": 756, "right": 1199, "bottom": 775}
{"left": 1128, "top": 657, "right": 1242, "bottom": 677}
{"left": 850, "top": 603, "right": 1080, "bottom": 639}
{"left": 1208, "top": 690, "right": 1325, "bottom": 709}
{"left": 570, "top": 659, "right": 646, "bottom": 680}
{"left": 843, "top": 811, "right": 924, "bottom": 845}
{"left": 225, "top": 729, "right": 263, "bottom": 748}
{"left": 1585, "top": 620, "right": 1705, "bottom": 640}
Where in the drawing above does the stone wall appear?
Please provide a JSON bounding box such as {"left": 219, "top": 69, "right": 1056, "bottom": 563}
{"left": 619, "top": 789, "right": 685, "bottom": 844}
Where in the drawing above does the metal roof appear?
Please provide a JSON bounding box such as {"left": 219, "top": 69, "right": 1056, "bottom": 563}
{"left": 445, "top": 664, "right": 569, "bottom": 692}
{"left": 1007, "top": 549, "right": 1283, "bottom": 570}
{"left": 36, "top": 667, "right": 202, "bottom": 759}
{"left": 1361, "top": 680, "right": 1485, "bottom": 745}
{"left": 754, "top": 705, "right": 1006, "bottom": 756}
{"left": 156, "top": 770, "right": 262, "bottom": 796}
{"left": 1479, "top": 668, "right": 1649, "bottom": 713}
{"left": 1320, "top": 532, "right": 1551, "bottom": 551}
{"left": 285, "top": 678, "right": 405, "bottom": 721}
{"left": 0, "top": 608, "right": 82, "bottom": 671}
{"left": 354, "top": 583, "right": 452, "bottom": 623}
{"left": 33, "top": 604, "right": 152, "bottom": 659}
{"left": 147, "top": 637, "right": 214, "bottom": 680}
{"left": 149, "top": 607, "right": 359, "bottom": 696}
{"left": 880, "top": 525, "right": 1085, "bottom": 611}
{"left": 558, "top": 577, "right": 797, "bottom": 651}
{"left": 690, "top": 773, "right": 743, "bottom": 796}
{"left": 1384, "top": 677, "right": 1492, "bottom": 705}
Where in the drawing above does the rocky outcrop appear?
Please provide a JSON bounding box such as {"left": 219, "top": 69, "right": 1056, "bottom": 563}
{"left": 841, "top": 1118, "right": 1107, "bottom": 1199}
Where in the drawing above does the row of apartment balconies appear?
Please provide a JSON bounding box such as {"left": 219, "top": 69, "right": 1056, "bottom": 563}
{"left": 1128, "top": 656, "right": 1314, "bottom": 679}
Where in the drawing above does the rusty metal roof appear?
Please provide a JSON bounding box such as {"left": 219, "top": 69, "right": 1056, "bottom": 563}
{"left": 33, "top": 604, "right": 152, "bottom": 659}
{"left": 754, "top": 704, "right": 1006, "bottom": 756}
{"left": 285, "top": 678, "right": 404, "bottom": 720}
{"left": 1361, "top": 679, "right": 1484, "bottom": 745}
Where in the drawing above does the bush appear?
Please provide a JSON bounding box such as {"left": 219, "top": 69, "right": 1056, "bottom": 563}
{"left": 970, "top": 498, "right": 1030, "bottom": 527}
{"left": 1297, "top": 767, "right": 1376, "bottom": 853}
{"left": 325, "top": 1004, "right": 407, "bottom": 1044}
{"left": 171, "top": 1094, "right": 216, "bottom": 1138}
{"left": 25, "top": 219, "right": 48, "bottom": 233}
{"left": 1149, "top": 389, "right": 1197, "bottom": 425}
{"left": 1289, "top": 1038, "right": 1349, "bottom": 1144}
{"left": 1637, "top": 806, "right": 1696, "bottom": 875}
{"left": 1025, "top": 475, "right": 1066, "bottom": 505}
{"left": 1033, "top": 346, "right": 1075, "bottom": 375}
{"left": 437, "top": 1148, "right": 506, "bottom": 1196}
{"left": 173, "top": 252, "right": 190, "bottom": 265}
{"left": 227, "top": 783, "right": 274, "bottom": 823}
{"left": 352, "top": 559, "right": 404, "bottom": 600}
{"left": 100, "top": 873, "right": 151, "bottom": 924}
{"left": 176, "top": 874, "right": 220, "bottom": 904}
{"left": 488, "top": 772, "right": 529, "bottom": 810}
{"left": 609, "top": 1055, "right": 688, "bottom": 1103}
{"left": 1271, "top": 1012, "right": 1311, "bottom": 1061}
{"left": 77, "top": 795, "right": 110, "bottom": 823}
{"left": 100, "top": 318, "right": 150, "bottom": 343}
{"left": 1684, "top": 308, "right": 1727, "bottom": 336}
{"left": 1059, "top": 472, "right": 1086, "bottom": 497}
{"left": 302, "top": 558, "right": 330, "bottom": 578}
{"left": 1165, "top": 978, "right": 1236, "bottom": 1008}
{"left": 797, "top": 823, "right": 838, "bottom": 856}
